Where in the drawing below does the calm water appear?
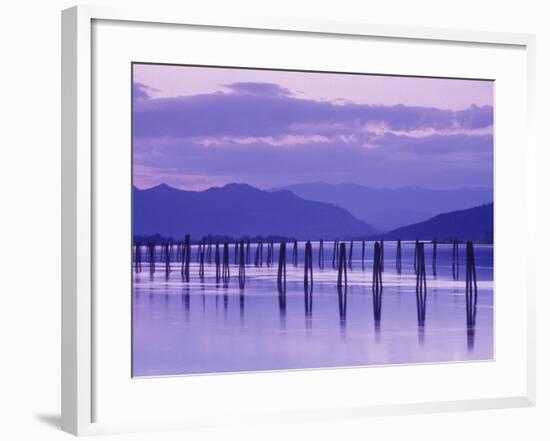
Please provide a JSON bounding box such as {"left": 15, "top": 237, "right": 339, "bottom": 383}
{"left": 132, "top": 241, "right": 493, "bottom": 376}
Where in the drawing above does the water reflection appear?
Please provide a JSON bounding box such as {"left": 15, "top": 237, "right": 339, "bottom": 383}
{"left": 181, "top": 287, "right": 190, "bottom": 312}
{"left": 239, "top": 290, "right": 245, "bottom": 324}
{"left": 277, "top": 282, "right": 287, "bottom": 328}
{"left": 337, "top": 285, "right": 348, "bottom": 336}
{"left": 304, "top": 283, "right": 313, "bottom": 330}
{"left": 373, "top": 284, "right": 382, "bottom": 341}
{"left": 132, "top": 241, "right": 493, "bottom": 376}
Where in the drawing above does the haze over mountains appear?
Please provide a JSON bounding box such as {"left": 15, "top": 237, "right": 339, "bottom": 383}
{"left": 377, "top": 203, "right": 493, "bottom": 241}
{"left": 133, "top": 182, "right": 493, "bottom": 242}
{"left": 269, "top": 182, "right": 493, "bottom": 232}
{"left": 134, "top": 183, "right": 376, "bottom": 240}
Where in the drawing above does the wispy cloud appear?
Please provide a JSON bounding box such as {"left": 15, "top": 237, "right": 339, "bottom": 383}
{"left": 133, "top": 81, "right": 493, "bottom": 190}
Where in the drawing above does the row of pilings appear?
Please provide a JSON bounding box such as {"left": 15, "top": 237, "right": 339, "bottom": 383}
{"left": 135, "top": 238, "right": 482, "bottom": 338}
{"left": 133, "top": 238, "right": 477, "bottom": 294}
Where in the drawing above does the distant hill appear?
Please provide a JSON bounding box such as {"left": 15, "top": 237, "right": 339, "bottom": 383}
{"left": 133, "top": 183, "right": 376, "bottom": 240}
{"left": 375, "top": 203, "right": 493, "bottom": 241}
{"left": 269, "top": 182, "right": 493, "bottom": 232}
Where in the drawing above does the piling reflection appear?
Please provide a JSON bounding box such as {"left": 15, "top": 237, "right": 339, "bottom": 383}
{"left": 372, "top": 241, "right": 383, "bottom": 291}
{"left": 337, "top": 285, "right": 348, "bottom": 336}
{"left": 182, "top": 287, "right": 190, "bottom": 313}
{"left": 465, "top": 240, "right": 478, "bottom": 350}
{"left": 304, "top": 282, "right": 313, "bottom": 322}
{"left": 373, "top": 283, "right": 383, "bottom": 338}
{"left": 415, "top": 242, "right": 428, "bottom": 346}
{"left": 372, "top": 241, "right": 384, "bottom": 339}
{"left": 277, "top": 281, "right": 287, "bottom": 328}
{"left": 239, "top": 290, "right": 245, "bottom": 324}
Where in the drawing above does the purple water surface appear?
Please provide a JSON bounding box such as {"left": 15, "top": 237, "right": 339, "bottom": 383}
{"left": 132, "top": 241, "right": 493, "bottom": 376}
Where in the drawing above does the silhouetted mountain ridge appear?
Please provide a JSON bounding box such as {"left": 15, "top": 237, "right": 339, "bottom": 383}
{"left": 133, "top": 183, "right": 376, "bottom": 240}
{"left": 269, "top": 182, "right": 493, "bottom": 231}
{"left": 375, "top": 203, "right": 493, "bottom": 241}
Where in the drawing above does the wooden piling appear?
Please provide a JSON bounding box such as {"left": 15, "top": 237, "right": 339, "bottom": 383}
{"left": 181, "top": 234, "right": 191, "bottom": 282}
{"left": 337, "top": 242, "right": 347, "bottom": 287}
{"left": 380, "top": 240, "right": 385, "bottom": 272}
{"left": 246, "top": 240, "right": 251, "bottom": 265}
{"left": 206, "top": 240, "right": 212, "bottom": 264}
{"left": 147, "top": 241, "right": 156, "bottom": 274}
{"left": 348, "top": 240, "right": 354, "bottom": 269}
{"left": 292, "top": 240, "right": 298, "bottom": 267}
{"left": 277, "top": 241, "right": 287, "bottom": 287}
{"left": 319, "top": 239, "right": 324, "bottom": 269}
{"left": 373, "top": 241, "right": 383, "bottom": 291}
{"left": 465, "top": 240, "right": 478, "bottom": 328}
{"left": 222, "top": 242, "right": 230, "bottom": 285}
{"left": 266, "top": 241, "right": 274, "bottom": 267}
{"left": 452, "top": 240, "right": 459, "bottom": 280}
{"left": 361, "top": 240, "right": 366, "bottom": 271}
{"left": 134, "top": 242, "right": 142, "bottom": 273}
{"left": 175, "top": 241, "right": 182, "bottom": 262}
{"left": 304, "top": 240, "right": 313, "bottom": 286}
{"left": 254, "top": 240, "right": 263, "bottom": 267}
{"left": 215, "top": 242, "right": 221, "bottom": 283}
{"left": 372, "top": 242, "right": 383, "bottom": 323}
{"left": 414, "top": 240, "right": 421, "bottom": 278}
{"left": 432, "top": 239, "right": 437, "bottom": 277}
{"left": 396, "top": 239, "right": 402, "bottom": 275}
{"left": 198, "top": 242, "right": 205, "bottom": 280}
{"left": 238, "top": 240, "right": 246, "bottom": 289}
{"left": 337, "top": 285, "right": 347, "bottom": 323}
{"left": 196, "top": 241, "right": 201, "bottom": 263}
{"left": 332, "top": 240, "right": 339, "bottom": 269}
{"left": 415, "top": 241, "right": 427, "bottom": 327}
{"left": 163, "top": 242, "right": 170, "bottom": 276}
{"left": 137, "top": 242, "right": 142, "bottom": 273}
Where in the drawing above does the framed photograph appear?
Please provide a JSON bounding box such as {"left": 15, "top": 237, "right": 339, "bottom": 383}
{"left": 62, "top": 5, "right": 536, "bottom": 435}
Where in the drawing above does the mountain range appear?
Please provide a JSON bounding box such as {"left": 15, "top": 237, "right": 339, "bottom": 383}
{"left": 133, "top": 183, "right": 376, "bottom": 240}
{"left": 376, "top": 203, "right": 494, "bottom": 241}
{"left": 269, "top": 182, "right": 493, "bottom": 232}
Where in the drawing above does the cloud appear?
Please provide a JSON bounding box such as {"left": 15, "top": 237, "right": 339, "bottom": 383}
{"left": 133, "top": 82, "right": 156, "bottom": 101}
{"left": 133, "top": 81, "right": 493, "bottom": 139}
{"left": 222, "top": 82, "right": 291, "bottom": 96}
{"left": 456, "top": 104, "right": 494, "bottom": 129}
{"left": 132, "top": 81, "right": 493, "bottom": 189}
{"left": 134, "top": 131, "right": 493, "bottom": 188}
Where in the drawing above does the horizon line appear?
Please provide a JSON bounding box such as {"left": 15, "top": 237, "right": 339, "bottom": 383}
{"left": 132, "top": 181, "right": 495, "bottom": 193}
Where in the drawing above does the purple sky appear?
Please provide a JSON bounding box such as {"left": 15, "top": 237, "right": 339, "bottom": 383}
{"left": 133, "top": 64, "right": 493, "bottom": 191}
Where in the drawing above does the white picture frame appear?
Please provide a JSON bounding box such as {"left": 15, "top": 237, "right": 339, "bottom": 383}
{"left": 61, "top": 5, "right": 537, "bottom": 436}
